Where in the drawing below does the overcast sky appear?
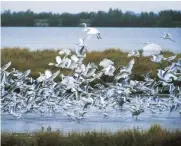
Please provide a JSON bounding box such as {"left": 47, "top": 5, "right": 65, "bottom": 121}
{"left": 1, "top": 1, "right": 181, "bottom": 14}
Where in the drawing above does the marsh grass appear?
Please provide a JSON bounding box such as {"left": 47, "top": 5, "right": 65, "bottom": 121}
{"left": 1, "top": 47, "right": 181, "bottom": 81}
{"left": 1, "top": 125, "right": 181, "bottom": 146}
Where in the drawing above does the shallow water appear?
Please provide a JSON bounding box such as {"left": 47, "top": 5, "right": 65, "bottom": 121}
{"left": 1, "top": 27, "right": 181, "bottom": 53}
{"left": 1, "top": 106, "right": 181, "bottom": 133}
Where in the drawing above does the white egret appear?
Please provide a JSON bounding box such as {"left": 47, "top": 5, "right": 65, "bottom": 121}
{"left": 142, "top": 43, "right": 162, "bottom": 57}
{"left": 80, "top": 23, "right": 102, "bottom": 39}
{"left": 161, "top": 32, "right": 175, "bottom": 42}
{"left": 127, "top": 50, "right": 140, "bottom": 58}
{"left": 150, "top": 54, "right": 164, "bottom": 63}
{"left": 99, "top": 58, "right": 114, "bottom": 68}
{"left": 163, "top": 55, "right": 177, "bottom": 62}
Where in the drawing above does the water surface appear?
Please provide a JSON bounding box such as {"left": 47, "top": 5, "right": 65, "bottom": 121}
{"left": 2, "top": 107, "right": 181, "bottom": 133}
{"left": 1, "top": 27, "right": 181, "bottom": 52}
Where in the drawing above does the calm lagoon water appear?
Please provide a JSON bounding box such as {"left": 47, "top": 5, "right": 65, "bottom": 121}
{"left": 1, "top": 106, "right": 181, "bottom": 133}
{"left": 1, "top": 27, "right": 181, "bottom": 52}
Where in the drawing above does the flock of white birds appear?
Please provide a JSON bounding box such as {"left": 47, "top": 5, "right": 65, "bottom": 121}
{"left": 1, "top": 23, "right": 181, "bottom": 122}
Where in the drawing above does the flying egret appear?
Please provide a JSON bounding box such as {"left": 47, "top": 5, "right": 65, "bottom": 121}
{"left": 127, "top": 50, "right": 140, "bottom": 58}
{"left": 161, "top": 32, "right": 175, "bottom": 42}
{"left": 163, "top": 55, "right": 177, "bottom": 62}
{"left": 99, "top": 58, "right": 114, "bottom": 68}
{"left": 59, "top": 48, "right": 71, "bottom": 56}
{"left": 103, "top": 65, "right": 116, "bottom": 76}
{"left": 157, "top": 69, "right": 177, "bottom": 83}
{"left": 142, "top": 43, "right": 162, "bottom": 57}
{"left": 150, "top": 54, "right": 164, "bottom": 63}
{"left": 1, "top": 62, "right": 11, "bottom": 72}
{"left": 80, "top": 23, "right": 102, "bottom": 39}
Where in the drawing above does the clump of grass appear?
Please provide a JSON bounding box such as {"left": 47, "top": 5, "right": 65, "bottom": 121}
{"left": 1, "top": 125, "right": 181, "bottom": 146}
{"left": 1, "top": 47, "right": 181, "bottom": 81}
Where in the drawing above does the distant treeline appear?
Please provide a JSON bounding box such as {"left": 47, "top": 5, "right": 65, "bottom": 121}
{"left": 1, "top": 9, "right": 181, "bottom": 27}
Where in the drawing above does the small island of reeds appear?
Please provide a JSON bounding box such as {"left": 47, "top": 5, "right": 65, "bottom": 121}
{"left": 1, "top": 47, "right": 181, "bottom": 81}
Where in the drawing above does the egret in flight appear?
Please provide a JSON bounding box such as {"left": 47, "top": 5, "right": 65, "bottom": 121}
{"left": 142, "top": 43, "right": 162, "bottom": 57}
{"left": 80, "top": 23, "right": 102, "bottom": 39}
{"left": 161, "top": 32, "right": 175, "bottom": 42}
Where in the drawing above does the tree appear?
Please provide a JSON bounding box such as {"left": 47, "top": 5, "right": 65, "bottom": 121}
{"left": 1, "top": 9, "right": 181, "bottom": 27}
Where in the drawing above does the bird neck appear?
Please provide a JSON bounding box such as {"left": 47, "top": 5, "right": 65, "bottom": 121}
{"left": 170, "top": 77, "right": 175, "bottom": 83}
{"left": 138, "top": 49, "right": 143, "bottom": 56}
{"left": 84, "top": 23, "right": 87, "bottom": 28}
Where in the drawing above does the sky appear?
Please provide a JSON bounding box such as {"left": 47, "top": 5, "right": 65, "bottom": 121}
{"left": 1, "top": 1, "right": 181, "bottom": 14}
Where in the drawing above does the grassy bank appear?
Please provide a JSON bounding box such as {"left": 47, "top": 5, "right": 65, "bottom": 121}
{"left": 1, "top": 125, "right": 181, "bottom": 146}
{"left": 1, "top": 47, "right": 181, "bottom": 81}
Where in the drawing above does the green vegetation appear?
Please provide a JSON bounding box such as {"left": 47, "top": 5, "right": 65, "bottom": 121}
{"left": 1, "top": 47, "right": 181, "bottom": 82}
{"left": 1, "top": 9, "right": 181, "bottom": 27}
{"left": 1, "top": 125, "right": 181, "bottom": 146}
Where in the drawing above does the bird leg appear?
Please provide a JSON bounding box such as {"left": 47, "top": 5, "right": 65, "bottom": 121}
{"left": 99, "top": 33, "right": 102, "bottom": 39}
{"left": 170, "top": 38, "right": 175, "bottom": 42}
{"left": 97, "top": 33, "right": 102, "bottom": 39}
{"left": 146, "top": 58, "right": 150, "bottom": 64}
{"left": 136, "top": 58, "right": 139, "bottom": 63}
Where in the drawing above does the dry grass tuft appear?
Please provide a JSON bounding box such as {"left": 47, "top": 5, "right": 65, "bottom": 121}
{"left": 1, "top": 47, "right": 181, "bottom": 81}
{"left": 1, "top": 125, "right": 181, "bottom": 146}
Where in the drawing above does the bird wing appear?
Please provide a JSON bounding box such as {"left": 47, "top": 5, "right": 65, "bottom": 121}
{"left": 163, "top": 69, "right": 170, "bottom": 78}
{"left": 48, "top": 70, "right": 60, "bottom": 81}
{"left": 71, "top": 55, "right": 79, "bottom": 62}
{"left": 79, "top": 46, "right": 86, "bottom": 55}
{"left": 79, "top": 38, "right": 83, "bottom": 46}
{"left": 59, "top": 50, "right": 65, "bottom": 55}
{"left": 21, "top": 69, "right": 31, "bottom": 78}
{"left": 45, "top": 70, "right": 52, "bottom": 79}
{"left": 1, "top": 62, "right": 11, "bottom": 71}
{"left": 87, "top": 27, "right": 99, "bottom": 34}
{"left": 164, "top": 32, "right": 169, "bottom": 37}
{"left": 65, "top": 49, "right": 71, "bottom": 55}
{"left": 152, "top": 55, "right": 156, "bottom": 60}
{"left": 56, "top": 56, "right": 62, "bottom": 64}
{"left": 157, "top": 54, "right": 163, "bottom": 61}
{"left": 85, "top": 28, "right": 91, "bottom": 33}
{"left": 146, "top": 71, "right": 152, "bottom": 79}
{"left": 99, "top": 59, "right": 114, "bottom": 68}
{"left": 168, "top": 55, "right": 176, "bottom": 61}
{"left": 167, "top": 32, "right": 171, "bottom": 37}
{"left": 126, "top": 59, "right": 135, "bottom": 72}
